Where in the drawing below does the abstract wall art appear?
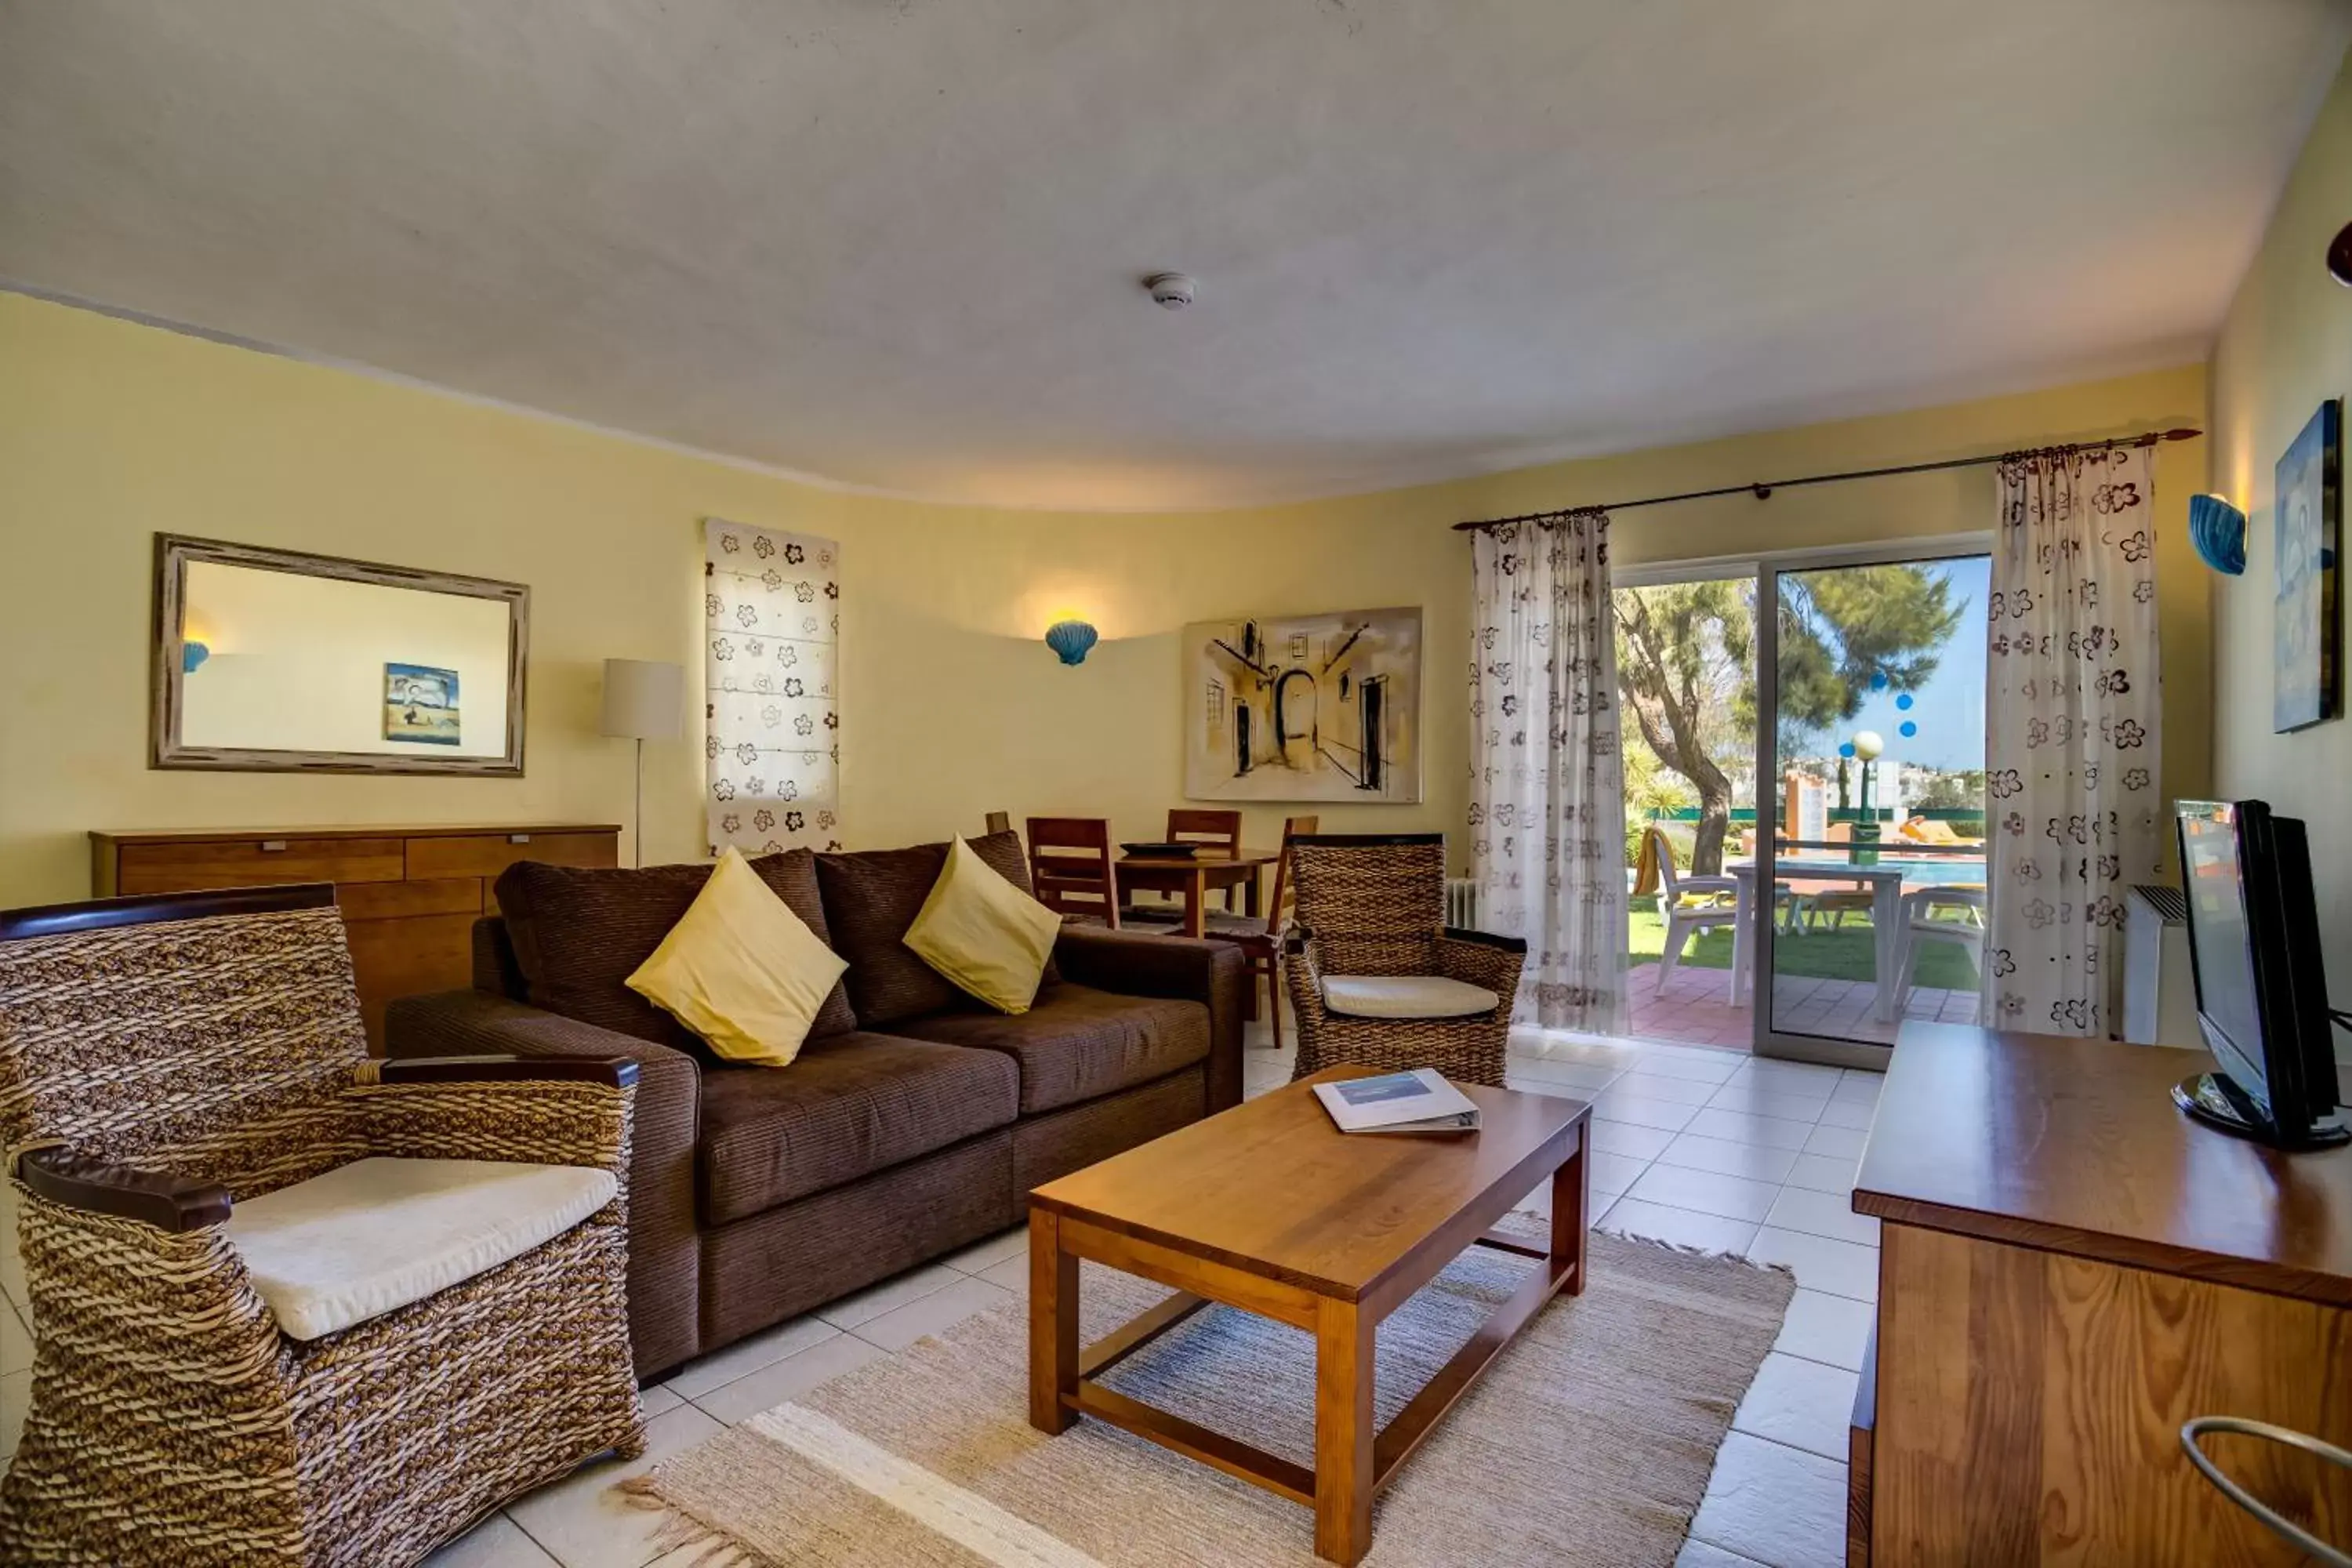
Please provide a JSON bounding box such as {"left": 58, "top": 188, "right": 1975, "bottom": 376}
{"left": 382, "top": 662, "right": 460, "bottom": 746}
{"left": 1183, "top": 607, "right": 1421, "bottom": 802}
{"left": 2274, "top": 398, "right": 2340, "bottom": 732}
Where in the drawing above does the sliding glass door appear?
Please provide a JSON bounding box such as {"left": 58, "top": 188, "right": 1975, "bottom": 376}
{"left": 1752, "top": 544, "right": 1991, "bottom": 1062}
{"left": 1612, "top": 568, "right": 1759, "bottom": 1052}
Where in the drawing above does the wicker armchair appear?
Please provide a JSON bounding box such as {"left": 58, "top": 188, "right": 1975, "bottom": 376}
{"left": 1283, "top": 834, "right": 1526, "bottom": 1087}
{"left": 0, "top": 884, "right": 643, "bottom": 1567}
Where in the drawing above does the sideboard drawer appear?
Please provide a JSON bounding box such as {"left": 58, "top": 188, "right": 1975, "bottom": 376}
{"left": 116, "top": 837, "right": 407, "bottom": 894}
{"left": 406, "top": 831, "right": 618, "bottom": 881}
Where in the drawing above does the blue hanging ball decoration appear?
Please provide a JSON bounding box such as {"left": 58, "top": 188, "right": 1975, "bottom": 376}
{"left": 1894, "top": 692, "right": 1914, "bottom": 710}
{"left": 1870, "top": 671, "right": 1889, "bottom": 691}
{"left": 182, "top": 640, "right": 210, "bottom": 674}
{"left": 2188, "top": 493, "right": 2247, "bottom": 576}
{"left": 1838, "top": 742, "right": 1857, "bottom": 758}
{"left": 1899, "top": 720, "right": 1918, "bottom": 739}
{"left": 1044, "top": 620, "right": 1099, "bottom": 666}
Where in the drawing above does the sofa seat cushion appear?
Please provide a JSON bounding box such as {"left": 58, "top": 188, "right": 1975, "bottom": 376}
{"left": 697, "top": 1031, "right": 1020, "bottom": 1225}
{"left": 814, "top": 829, "right": 1054, "bottom": 1028}
{"left": 495, "top": 851, "right": 858, "bottom": 1062}
{"left": 1321, "top": 975, "right": 1501, "bottom": 1019}
{"left": 891, "top": 982, "right": 1209, "bottom": 1115}
{"left": 225, "top": 1157, "right": 619, "bottom": 1341}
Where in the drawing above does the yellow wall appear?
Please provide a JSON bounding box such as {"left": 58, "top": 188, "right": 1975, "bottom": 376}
{"left": 0, "top": 289, "right": 2209, "bottom": 906}
{"left": 2209, "top": 49, "right": 2352, "bottom": 1029}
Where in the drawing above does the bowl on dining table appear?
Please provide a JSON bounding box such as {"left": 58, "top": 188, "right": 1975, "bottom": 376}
{"left": 1119, "top": 841, "right": 1199, "bottom": 858}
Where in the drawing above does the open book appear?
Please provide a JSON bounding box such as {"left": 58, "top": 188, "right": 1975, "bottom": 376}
{"left": 1312, "top": 1069, "right": 1481, "bottom": 1135}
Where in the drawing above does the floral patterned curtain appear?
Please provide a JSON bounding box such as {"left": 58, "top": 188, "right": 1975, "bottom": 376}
{"left": 1468, "top": 510, "right": 1628, "bottom": 1033}
{"left": 703, "top": 518, "right": 842, "bottom": 856}
{"left": 1986, "top": 445, "right": 2162, "bottom": 1036}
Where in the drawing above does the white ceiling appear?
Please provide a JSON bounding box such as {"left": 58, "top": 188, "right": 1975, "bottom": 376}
{"left": 4, "top": 1, "right": 2347, "bottom": 510}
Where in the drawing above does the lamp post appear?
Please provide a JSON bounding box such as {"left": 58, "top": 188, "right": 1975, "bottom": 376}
{"left": 1850, "top": 730, "right": 1885, "bottom": 865}
{"left": 601, "top": 659, "right": 684, "bottom": 868}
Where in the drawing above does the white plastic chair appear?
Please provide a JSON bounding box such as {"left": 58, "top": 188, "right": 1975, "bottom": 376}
{"left": 1648, "top": 828, "right": 1740, "bottom": 997}
{"left": 1894, "top": 884, "right": 1986, "bottom": 1022}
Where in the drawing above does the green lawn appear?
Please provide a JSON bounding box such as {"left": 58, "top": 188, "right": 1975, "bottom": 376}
{"left": 1627, "top": 902, "right": 1981, "bottom": 990}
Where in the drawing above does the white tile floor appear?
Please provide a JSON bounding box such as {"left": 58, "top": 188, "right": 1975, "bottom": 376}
{"left": 0, "top": 1029, "right": 1881, "bottom": 1568}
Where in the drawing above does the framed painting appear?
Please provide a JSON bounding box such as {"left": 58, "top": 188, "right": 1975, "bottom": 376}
{"left": 1183, "top": 607, "right": 1422, "bottom": 802}
{"left": 383, "top": 662, "right": 462, "bottom": 746}
{"left": 2274, "top": 399, "right": 2340, "bottom": 733}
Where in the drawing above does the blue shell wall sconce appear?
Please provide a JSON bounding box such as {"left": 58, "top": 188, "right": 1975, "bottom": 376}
{"left": 1044, "top": 620, "right": 1099, "bottom": 666}
{"left": 2188, "top": 493, "right": 2247, "bottom": 576}
{"left": 182, "top": 641, "right": 211, "bottom": 674}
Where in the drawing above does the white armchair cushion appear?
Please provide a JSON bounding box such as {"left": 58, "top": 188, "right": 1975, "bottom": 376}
{"left": 1321, "top": 975, "right": 1501, "bottom": 1019}
{"left": 225, "top": 1157, "right": 619, "bottom": 1341}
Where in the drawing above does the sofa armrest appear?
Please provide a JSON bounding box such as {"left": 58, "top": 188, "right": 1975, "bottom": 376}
{"left": 1052, "top": 927, "right": 1247, "bottom": 1112}
{"left": 383, "top": 991, "right": 703, "bottom": 1378}
{"left": 16, "top": 1148, "right": 232, "bottom": 1233}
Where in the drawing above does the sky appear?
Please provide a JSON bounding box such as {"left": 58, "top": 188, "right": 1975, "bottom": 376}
{"left": 1820, "top": 555, "right": 1988, "bottom": 775}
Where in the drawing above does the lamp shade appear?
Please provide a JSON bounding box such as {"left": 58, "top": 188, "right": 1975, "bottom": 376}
{"left": 2188, "top": 493, "right": 2248, "bottom": 576}
{"left": 1044, "top": 620, "right": 1098, "bottom": 666}
{"left": 601, "top": 659, "right": 683, "bottom": 740}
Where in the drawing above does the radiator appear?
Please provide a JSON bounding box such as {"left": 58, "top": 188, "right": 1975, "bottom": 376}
{"left": 1444, "top": 877, "right": 1481, "bottom": 929}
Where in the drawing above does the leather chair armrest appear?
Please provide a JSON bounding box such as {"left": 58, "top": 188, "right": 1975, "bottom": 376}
{"left": 1436, "top": 931, "right": 1528, "bottom": 1001}
{"left": 368, "top": 1054, "right": 641, "bottom": 1090}
{"left": 1442, "top": 926, "right": 1530, "bottom": 953}
{"left": 16, "top": 1148, "right": 232, "bottom": 1232}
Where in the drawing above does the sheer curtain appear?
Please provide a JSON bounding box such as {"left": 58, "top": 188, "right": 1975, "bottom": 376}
{"left": 703, "top": 518, "right": 843, "bottom": 857}
{"left": 1468, "top": 510, "right": 1628, "bottom": 1033}
{"left": 1985, "top": 445, "right": 2163, "bottom": 1036}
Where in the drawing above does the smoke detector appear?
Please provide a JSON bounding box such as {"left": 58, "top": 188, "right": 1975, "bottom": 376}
{"left": 1143, "top": 271, "right": 1196, "bottom": 310}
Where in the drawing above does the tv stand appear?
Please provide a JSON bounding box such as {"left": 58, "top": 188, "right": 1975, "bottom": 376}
{"left": 1849, "top": 1022, "right": 2352, "bottom": 1565}
{"left": 2174, "top": 1070, "right": 2351, "bottom": 1149}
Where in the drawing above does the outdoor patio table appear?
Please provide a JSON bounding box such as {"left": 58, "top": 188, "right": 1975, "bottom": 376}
{"left": 1723, "top": 858, "right": 1983, "bottom": 1025}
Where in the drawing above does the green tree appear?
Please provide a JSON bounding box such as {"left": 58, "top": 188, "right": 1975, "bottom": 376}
{"left": 1774, "top": 566, "right": 1965, "bottom": 761}
{"left": 1911, "top": 768, "right": 1987, "bottom": 811}
{"left": 1615, "top": 567, "right": 1965, "bottom": 874}
{"left": 1615, "top": 582, "right": 1752, "bottom": 876}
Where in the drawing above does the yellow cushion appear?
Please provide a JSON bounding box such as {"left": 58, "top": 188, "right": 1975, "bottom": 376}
{"left": 625, "top": 848, "right": 848, "bottom": 1067}
{"left": 903, "top": 836, "right": 1063, "bottom": 1014}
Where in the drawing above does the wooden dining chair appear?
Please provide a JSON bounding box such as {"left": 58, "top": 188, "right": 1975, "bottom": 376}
{"left": 983, "top": 811, "right": 1011, "bottom": 835}
{"left": 1125, "top": 814, "right": 1316, "bottom": 1047}
{"left": 1165, "top": 808, "right": 1243, "bottom": 911}
{"left": 1025, "top": 817, "right": 1119, "bottom": 927}
{"left": 1166, "top": 809, "right": 1242, "bottom": 853}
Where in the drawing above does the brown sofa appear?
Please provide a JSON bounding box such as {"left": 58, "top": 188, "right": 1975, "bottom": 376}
{"left": 385, "top": 829, "right": 1243, "bottom": 1381}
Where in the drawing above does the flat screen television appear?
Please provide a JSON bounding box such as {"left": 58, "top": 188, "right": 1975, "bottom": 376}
{"left": 2174, "top": 800, "right": 2346, "bottom": 1149}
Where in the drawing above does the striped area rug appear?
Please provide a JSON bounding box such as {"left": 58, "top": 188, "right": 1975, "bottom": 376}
{"left": 632, "top": 1232, "right": 1792, "bottom": 1566}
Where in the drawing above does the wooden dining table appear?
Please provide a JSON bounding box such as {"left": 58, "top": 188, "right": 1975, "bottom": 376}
{"left": 1114, "top": 845, "right": 1283, "bottom": 937}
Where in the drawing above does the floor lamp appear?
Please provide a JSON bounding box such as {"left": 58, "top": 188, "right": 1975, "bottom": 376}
{"left": 601, "top": 659, "right": 683, "bottom": 868}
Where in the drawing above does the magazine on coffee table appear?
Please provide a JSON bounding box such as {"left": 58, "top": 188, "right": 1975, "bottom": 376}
{"left": 1312, "top": 1068, "right": 1480, "bottom": 1135}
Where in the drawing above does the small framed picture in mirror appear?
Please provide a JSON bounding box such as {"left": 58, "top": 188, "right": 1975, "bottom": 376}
{"left": 152, "top": 534, "right": 529, "bottom": 775}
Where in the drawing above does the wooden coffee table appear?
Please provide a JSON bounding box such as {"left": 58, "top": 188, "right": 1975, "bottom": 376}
{"left": 1027, "top": 1065, "right": 1592, "bottom": 1565}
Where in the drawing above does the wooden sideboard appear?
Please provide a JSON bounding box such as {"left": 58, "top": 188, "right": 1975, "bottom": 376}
{"left": 90, "top": 824, "right": 619, "bottom": 1047}
{"left": 1850, "top": 1022, "right": 2352, "bottom": 1566}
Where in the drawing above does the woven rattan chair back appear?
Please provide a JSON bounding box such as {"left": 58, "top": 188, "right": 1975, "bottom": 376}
{"left": 0, "top": 884, "right": 368, "bottom": 1192}
{"left": 1287, "top": 834, "right": 1446, "bottom": 975}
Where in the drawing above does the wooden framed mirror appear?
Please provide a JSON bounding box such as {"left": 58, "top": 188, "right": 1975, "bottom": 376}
{"left": 152, "top": 534, "right": 530, "bottom": 775}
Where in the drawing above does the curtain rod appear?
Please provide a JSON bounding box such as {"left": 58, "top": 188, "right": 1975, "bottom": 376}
{"left": 1450, "top": 426, "right": 2203, "bottom": 532}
